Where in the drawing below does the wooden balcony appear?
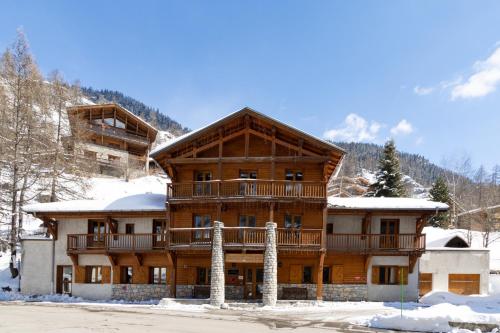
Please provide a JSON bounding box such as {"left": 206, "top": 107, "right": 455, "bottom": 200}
{"left": 326, "top": 233, "right": 426, "bottom": 253}
{"left": 167, "top": 180, "right": 326, "bottom": 202}
{"left": 88, "top": 123, "right": 150, "bottom": 146}
{"left": 67, "top": 232, "right": 425, "bottom": 254}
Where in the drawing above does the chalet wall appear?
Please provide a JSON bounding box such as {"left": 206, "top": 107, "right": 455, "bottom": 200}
{"left": 367, "top": 256, "right": 419, "bottom": 301}
{"left": 419, "top": 249, "right": 490, "bottom": 294}
{"left": 327, "top": 215, "right": 363, "bottom": 234}
{"left": 20, "top": 239, "right": 53, "bottom": 295}
{"left": 72, "top": 283, "right": 112, "bottom": 300}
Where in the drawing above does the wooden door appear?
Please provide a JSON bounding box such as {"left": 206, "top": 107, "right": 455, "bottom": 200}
{"left": 290, "top": 264, "right": 302, "bottom": 283}
{"left": 448, "top": 274, "right": 480, "bottom": 295}
{"left": 88, "top": 220, "right": 106, "bottom": 248}
{"left": 380, "top": 219, "right": 399, "bottom": 248}
{"left": 194, "top": 171, "right": 212, "bottom": 196}
{"left": 419, "top": 273, "right": 433, "bottom": 296}
{"left": 244, "top": 265, "right": 263, "bottom": 300}
{"left": 332, "top": 265, "right": 344, "bottom": 284}
{"left": 152, "top": 219, "right": 166, "bottom": 248}
{"left": 56, "top": 265, "right": 72, "bottom": 295}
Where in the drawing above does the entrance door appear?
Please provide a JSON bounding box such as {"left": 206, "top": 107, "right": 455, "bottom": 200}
{"left": 332, "top": 265, "right": 344, "bottom": 284}
{"left": 56, "top": 265, "right": 72, "bottom": 295}
{"left": 152, "top": 219, "right": 166, "bottom": 248}
{"left": 194, "top": 171, "right": 212, "bottom": 196}
{"left": 380, "top": 219, "right": 399, "bottom": 248}
{"left": 244, "top": 265, "right": 264, "bottom": 300}
{"left": 88, "top": 219, "right": 106, "bottom": 248}
{"left": 239, "top": 215, "right": 256, "bottom": 242}
{"left": 239, "top": 170, "right": 257, "bottom": 196}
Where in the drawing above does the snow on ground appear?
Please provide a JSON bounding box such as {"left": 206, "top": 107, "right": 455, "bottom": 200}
{"left": 0, "top": 251, "right": 18, "bottom": 290}
{"left": 357, "top": 292, "right": 500, "bottom": 332}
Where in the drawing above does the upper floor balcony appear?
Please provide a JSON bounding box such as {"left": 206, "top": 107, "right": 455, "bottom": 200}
{"left": 87, "top": 123, "right": 150, "bottom": 146}
{"left": 167, "top": 180, "right": 327, "bottom": 203}
{"left": 67, "top": 229, "right": 425, "bottom": 254}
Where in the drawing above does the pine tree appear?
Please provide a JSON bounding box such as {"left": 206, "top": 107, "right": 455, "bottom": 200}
{"left": 366, "top": 139, "right": 406, "bottom": 197}
{"left": 428, "top": 177, "right": 450, "bottom": 227}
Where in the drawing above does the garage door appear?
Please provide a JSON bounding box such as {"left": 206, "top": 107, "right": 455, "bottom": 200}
{"left": 419, "top": 273, "right": 432, "bottom": 296}
{"left": 448, "top": 274, "right": 480, "bottom": 295}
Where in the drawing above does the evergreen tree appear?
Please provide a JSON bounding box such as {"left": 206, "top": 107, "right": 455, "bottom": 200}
{"left": 366, "top": 140, "right": 406, "bottom": 197}
{"left": 428, "top": 177, "right": 450, "bottom": 227}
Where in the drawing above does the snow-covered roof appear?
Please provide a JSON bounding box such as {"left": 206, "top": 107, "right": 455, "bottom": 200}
{"left": 23, "top": 193, "right": 166, "bottom": 214}
{"left": 327, "top": 197, "right": 449, "bottom": 211}
{"left": 150, "top": 107, "right": 345, "bottom": 157}
{"left": 424, "top": 226, "right": 471, "bottom": 248}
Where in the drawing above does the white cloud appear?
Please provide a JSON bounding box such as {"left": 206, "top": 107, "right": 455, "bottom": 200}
{"left": 415, "top": 137, "right": 424, "bottom": 146}
{"left": 323, "top": 113, "right": 381, "bottom": 142}
{"left": 451, "top": 47, "right": 500, "bottom": 100}
{"left": 390, "top": 119, "right": 413, "bottom": 136}
{"left": 413, "top": 85, "right": 434, "bottom": 96}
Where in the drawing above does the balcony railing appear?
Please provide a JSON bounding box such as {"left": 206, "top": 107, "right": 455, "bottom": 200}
{"left": 326, "top": 234, "right": 425, "bottom": 252}
{"left": 67, "top": 231, "right": 425, "bottom": 253}
{"left": 67, "top": 233, "right": 168, "bottom": 253}
{"left": 167, "top": 180, "right": 326, "bottom": 201}
{"left": 88, "top": 124, "right": 150, "bottom": 146}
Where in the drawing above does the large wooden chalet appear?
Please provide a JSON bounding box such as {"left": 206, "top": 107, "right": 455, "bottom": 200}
{"left": 22, "top": 107, "right": 448, "bottom": 302}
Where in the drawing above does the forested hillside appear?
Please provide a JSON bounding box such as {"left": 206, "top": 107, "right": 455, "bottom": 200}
{"left": 334, "top": 142, "right": 457, "bottom": 186}
{"left": 82, "top": 87, "right": 189, "bottom": 135}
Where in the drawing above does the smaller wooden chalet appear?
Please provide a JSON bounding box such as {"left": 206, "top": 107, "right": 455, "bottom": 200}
{"left": 67, "top": 103, "right": 158, "bottom": 176}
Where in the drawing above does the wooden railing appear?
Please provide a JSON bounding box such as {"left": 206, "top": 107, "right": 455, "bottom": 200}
{"left": 169, "top": 228, "right": 213, "bottom": 248}
{"left": 88, "top": 124, "right": 150, "bottom": 145}
{"left": 326, "top": 234, "right": 425, "bottom": 252}
{"left": 67, "top": 233, "right": 168, "bottom": 253}
{"left": 223, "top": 227, "right": 267, "bottom": 248}
{"left": 276, "top": 228, "right": 322, "bottom": 248}
{"left": 167, "top": 180, "right": 326, "bottom": 200}
{"left": 67, "top": 232, "right": 425, "bottom": 253}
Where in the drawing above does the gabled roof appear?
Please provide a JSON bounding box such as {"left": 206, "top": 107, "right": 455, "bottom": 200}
{"left": 150, "top": 107, "right": 345, "bottom": 157}
{"left": 67, "top": 103, "right": 158, "bottom": 136}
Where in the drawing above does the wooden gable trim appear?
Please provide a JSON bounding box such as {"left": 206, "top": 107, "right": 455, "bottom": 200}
{"left": 106, "top": 216, "right": 118, "bottom": 234}
{"left": 134, "top": 253, "right": 144, "bottom": 266}
{"left": 69, "top": 254, "right": 78, "bottom": 266}
{"left": 42, "top": 217, "right": 58, "bottom": 240}
{"left": 107, "top": 255, "right": 118, "bottom": 267}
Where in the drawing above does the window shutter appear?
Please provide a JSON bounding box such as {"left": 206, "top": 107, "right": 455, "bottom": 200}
{"left": 75, "top": 266, "right": 86, "bottom": 283}
{"left": 398, "top": 267, "right": 408, "bottom": 285}
{"left": 112, "top": 266, "right": 120, "bottom": 284}
{"left": 102, "top": 266, "right": 111, "bottom": 284}
{"left": 371, "top": 266, "right": 380, "bottom": 284}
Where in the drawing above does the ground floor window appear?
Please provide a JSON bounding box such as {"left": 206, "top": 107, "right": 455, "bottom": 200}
{"left": 196, "top": 267, "right": 211, "bottom": 285}
{"left": 120, "top": 266, "right": 133, "bottom": 284}
{"left": 323, "top": 266, "right": 331, "bottom": 284}
{"left": 85, "top": 266, "right": 102, "bottom": 284}
{"left": 303, "top": 266, "right": 313, "bottom": 283}
{"left": 149, "top": 267, "right": 167, "bottom": 284}
{"left": 372, "top": 266, "right": 408, "bottom": 285}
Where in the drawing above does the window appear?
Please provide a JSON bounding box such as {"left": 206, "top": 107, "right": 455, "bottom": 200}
{"left": 125, "top": 224, "right": 135, "bottom": 234}
{"left": 285, "top": 170, "right": 303, "bottom": 181}
{"left": 239, "top": 170, "right": 257, "bottom": 195}
{"left": 380, "top": 219, "right": 399, "bottom": 248}
{"left": 284, "top": 214, "right": 302, "bottom": 229}
{"left": 149, "top": 267, "right": 167, "bottom": 284}
{"left": 153, "top": 219, "right": 166, "bottom": 243}
{"left": 372, "top": 266, "right": 408, "bottom": 285}
{"left": 323, "top": 266, "right": 331, "bottom": 284}
{"left": 120, "top": 266, "right": 133, "bottom": 284}
{"left": 85, "top": 266, "right": 102, "bottom": 283}
{"left": 239, "top": 215, "right": 256, "bottom": 239}
{"left": 196, "top": 267, "right": 211, "bottom": 285}
{"left": 285, "top": 170, "right": 303, "bottom": 195}
{"left": 193, "top": 215, "right": 211, "bottom": 240}
{"left": 303, "top": 266, "right": 313, "bottom": 283}
{"left": 226, "top": 268, "right": 240, "bottom": 284}
{"left": 326, "top": 223, "right": 334, "bottom": 235}
{"left": 194, "top": 171, "right": 212, "bottom": 196}
{"left": 88, "top": 220, "right": 106, "bottom": 242}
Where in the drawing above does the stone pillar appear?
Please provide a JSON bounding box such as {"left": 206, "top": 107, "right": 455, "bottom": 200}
{"left": 263, "top": 221, "right": 277, "bottom": 306}
{"left": 210, "top": 221, "right": 225, "bottom": 307}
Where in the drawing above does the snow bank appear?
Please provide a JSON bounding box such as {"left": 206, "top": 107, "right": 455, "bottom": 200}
{"left": 358, "top": 292, "right": 500, "bottom": 332}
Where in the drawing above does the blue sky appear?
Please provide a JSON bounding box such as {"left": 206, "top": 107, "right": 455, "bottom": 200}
{"left": 1, "top": 1, "right": 499, "bottom": 170}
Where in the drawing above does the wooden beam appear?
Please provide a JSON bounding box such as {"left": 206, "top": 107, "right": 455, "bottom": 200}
{"left": 134, "top": 253, "right": 143, "bottom": 266}
{"left": 271, "top": 126, "right": 276, "bottom": 180}
{"left": 107, "top": 255, "right": 117, "bottom": 266}
{"left": 364, "top": 255, "right": 372, "bottom": 271}
{"left": 316, "top": 252, "right": 325, "bottom": 300}
{"left": 42, "top": 217, "right": 58, "bottom": 240}
{"left": 106, "top": 216, "right": 118, "bottom": 234}
{"left": 69, "top": 254, "right": 78, "bottom": 266}
{"left": 165, "top": 156, "right": 329, "bottom": 164}
{"left": 244, "top": 115, "right": 250, "bottom": 158}
{"left": 409, "top": 254, "right": 418, "bottom": 273}
{"left": 170, "top": 252, "right": 177, "bottom": 298}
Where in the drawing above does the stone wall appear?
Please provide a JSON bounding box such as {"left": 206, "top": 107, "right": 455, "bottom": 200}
{"left": 323, "top": 284, "right": 367, "bottom": 301}
{"left": 225, "top": 285, "right": 244, "bottom": 300}
{"left": 277, "top": 284, "right": 317, "bottom": 300}
{"left": 176, "top": 285, "right": 195, "bottom": 298}
{"left": 111, "top": 284, "right": 170, "bottom": 301}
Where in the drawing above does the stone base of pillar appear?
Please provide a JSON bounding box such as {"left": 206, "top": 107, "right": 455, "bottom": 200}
{"left": 262, "top": 221, "right": 277, "bottom": 306}
{"left": 210, "top": 221, "right": 225, "bottom": 307}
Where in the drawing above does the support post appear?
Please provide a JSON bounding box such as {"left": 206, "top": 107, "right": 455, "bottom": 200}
{"left": 210, "top": 221, "right": 225, "bottom": 307}
{"left": 316, "top": 251, "right": 325, "bottom": 300}
{"left": 263, "top": 222, "right": 277, "bottom": 306}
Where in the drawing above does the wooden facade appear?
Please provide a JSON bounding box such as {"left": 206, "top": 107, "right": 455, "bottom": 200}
{"left": 29, "top": 108, "right": 445, "bottom": 301}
